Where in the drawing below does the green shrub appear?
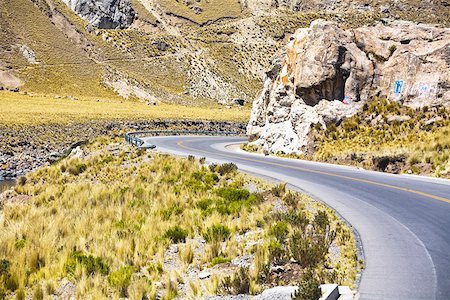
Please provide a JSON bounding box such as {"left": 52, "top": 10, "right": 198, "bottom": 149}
{"left": 14, "top": 239, "right": 26, "bottom": 249}
{"left": 203, "top": 224, "right": 231, "bottom": 243}
{"left": 270, "top": 221, "right": 289, "bottom": 242}
{"left": 218, "top": 163, "right": 238, "bottom": 175}
{"left": 289, "top": 228, "right": 335, "bottom": 268}
{"left": 282, "top": 192, "right": 298, "bottom": 207}
{"left": 282, "top": 211, "right": 309, "bottom": 231}
{"left": 65, "top": 251, "right": 109, "bottom": 275}
{"left": 218, "top": 267, "right": 250, "bottom": 295}
{"left": 209, "top": 163, "right": 218, "bottom": 172}
{"left": 196, "top": 198, "right": 213, "bottom": 211}
{"left": 216, "top": 187, "right": 250, "bottom": 203}
{"left": 0, "top": 259, "right": 10, "bottom": 276}
{"left": 161, "top": 205, "right": 184, "bottom": 220}
{"left": 268, "top": 240, "right": 286, "bottom": 264}
{"left": 211, "top": 256, "right": 231, "bottom": 266}
{"left": 292, "top": 270, "right": 322, "bottom": 300}
{"left": 164, "top": 226, "right": 188, "bottom": 243}
{"left": 108, "top": 266, "right": 135, "bottom": 297}
{"left": 313, "top": 211, "right": 330, "bottom": 233}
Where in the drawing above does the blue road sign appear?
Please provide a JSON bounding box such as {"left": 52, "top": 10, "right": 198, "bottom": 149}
{"left": 394, "top": 80, "right": 404, "bottom": 95}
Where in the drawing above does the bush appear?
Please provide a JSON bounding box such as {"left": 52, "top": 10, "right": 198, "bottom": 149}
{"left": 313, "top": 211, "right": 330, "bottom": 233}
{"left": 271, "top": 183, "right": 286, "bottom": 197}
{"left": 270, "top": 221, "right": 289, "bottom": 242}
{"left": 283, "top": 192, "right": 297, "bottom": 207}
{"left": 196, "top": 198, "right": 213, "bottom": 211}
{"left": 218, "top": 267, "right": 250, "bottom": 295}
{"left": 268, "top": 240, "right": 285, "bottom": 264}
{"left": 203, "top": 224, "right": 231, "bottom": 243}
{"left": 209, "top": 163, "right": 218, "bottom": 172}
{"left": 292, "top": 270, "right": 322, "bottom": 300}
{"left": 67, "top": 162, "right": 87, "bottom": 176}
{"left": 218, "top": 163, "right": 238, "bottom": 175}
{"left": 283, "top": 211, "right": 309, "bottom": 231}
{"left": 211, "top": 256, "right": 231, "bottom": 266}
{"left": 216, "top": 187, "right": 250, "bottom": 203}
{"left": 289, "top": 228, "right": 335, "bottom": 268}
{"left": 164, "top": 226, "right": 188, "bottom": 243}
{"left": 0, "top": 259, "right": 10, "bottom": 276}
{"left": 65, "top": 251, "right": 109, "bottom": 275}
{"left": 108, "top": 266, "right": 135, "bottom": 297}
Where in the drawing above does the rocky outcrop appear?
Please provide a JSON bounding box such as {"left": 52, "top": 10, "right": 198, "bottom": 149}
{"left": 62, "top": 0, "right": 135, "bottom": 29}
{"left": 247, "top": 20, "right": 450, "bottom": 155}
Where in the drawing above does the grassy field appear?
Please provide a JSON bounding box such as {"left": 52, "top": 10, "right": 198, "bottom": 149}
{"left": 0, "top": 91, "right": 250, "bottom": 125}
{"left": 0, "top": 137, "right": 358, "bottom": 299}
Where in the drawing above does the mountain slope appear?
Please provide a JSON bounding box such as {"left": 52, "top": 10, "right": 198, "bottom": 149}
{"left": 0, "top": 0, "right": 449, "bottom": 104}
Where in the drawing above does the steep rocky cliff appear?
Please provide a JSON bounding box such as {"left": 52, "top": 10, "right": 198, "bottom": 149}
{"left": 62, "top": 0, "right": 135, "bottom": 29}
{"left": 247, "top": 20, "right": 450, "bottom": 154}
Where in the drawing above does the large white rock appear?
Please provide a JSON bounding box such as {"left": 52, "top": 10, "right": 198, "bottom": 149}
{"left": 247, "top": 19, "right": 450, "bottom": 155}
{"left": 62, "top": 0, "right": 135, "bottom": 29}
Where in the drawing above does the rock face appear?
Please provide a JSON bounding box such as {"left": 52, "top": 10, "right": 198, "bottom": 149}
{"left": 62, "top": 0, "right": 135, "bottom": 29}
{"left": 247, "top": 19, "right": 450, "bottom": 155}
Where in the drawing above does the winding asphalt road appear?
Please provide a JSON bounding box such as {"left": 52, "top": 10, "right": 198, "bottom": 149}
{"left": 143, "top": 135, "right": 450, "bottom": 300}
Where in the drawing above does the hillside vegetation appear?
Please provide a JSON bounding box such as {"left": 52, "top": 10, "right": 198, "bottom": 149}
{"left": 311, "top": 99, "right": 450, "bottom": 177}
{"left": 243, "top": 99, "right": 449, "bottom": 178}
{"left": 0, "top": 138, "right": 358, "bottom": 299}
{"left": 1, "top": 0, "right": 448, "bottom": 104}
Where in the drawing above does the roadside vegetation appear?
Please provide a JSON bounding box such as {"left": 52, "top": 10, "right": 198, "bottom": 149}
{"left": 243, "top": 99, "right": 450, "bottom": 178}
{"left": 0, "top": 137, "right": 358, "bottom": 299}
{"left": 311, "top": 99, "right": 450, "bottom": 177}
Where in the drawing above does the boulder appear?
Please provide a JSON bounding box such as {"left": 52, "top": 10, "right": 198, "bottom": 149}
{"left": 247, "top": 20, "right": 450, "bottom": 155}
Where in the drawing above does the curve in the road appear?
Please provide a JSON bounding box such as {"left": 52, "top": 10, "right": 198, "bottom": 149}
{"left": 143, "top": 135, "right": 450, "bottom": 300}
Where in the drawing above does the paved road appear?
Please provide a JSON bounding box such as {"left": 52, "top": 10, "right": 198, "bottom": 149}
{"left": 143, "top": 135, "right": 450, "bottom": 300}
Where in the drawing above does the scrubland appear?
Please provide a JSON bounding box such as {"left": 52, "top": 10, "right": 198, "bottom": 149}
{"left": 243, "top": 99, "right": 449, "bottom": 178}
{"left": 0, "top": 137, "right": 358, "bottom": 299}
{"left": 312, "top": 99, "right": 450, "bottom": 177}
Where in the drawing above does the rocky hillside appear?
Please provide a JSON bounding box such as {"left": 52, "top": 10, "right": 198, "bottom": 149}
{"left": 247, "top": 19, "right": 450, "bottom": 155}
{"left": 0, "top": 0, "right": 449, "bottom": 104}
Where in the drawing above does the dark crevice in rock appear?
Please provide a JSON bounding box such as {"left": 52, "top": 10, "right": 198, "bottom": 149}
{"left": 295, "top": 46, "right": 350, "bottom": 105}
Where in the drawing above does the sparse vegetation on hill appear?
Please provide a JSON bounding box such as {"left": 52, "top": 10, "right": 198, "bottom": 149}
{"left": 2, "top": 0, "right": 448, "bottom": 104}
{"left": 311, "top": 99, "right": 450, "bottom": 177}
{"left": 158, "top": 0, "right": 242, "bottom": 25}
{"left": 243, "top": 99, "right": 449, "bottom": 178}
{"left": 0, "top": 137, "right": 358, "bottom": 299}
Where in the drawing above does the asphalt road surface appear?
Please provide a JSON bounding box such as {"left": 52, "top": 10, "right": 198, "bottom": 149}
{"left": 143, "top": 135, "right": 450, "bottom": 300}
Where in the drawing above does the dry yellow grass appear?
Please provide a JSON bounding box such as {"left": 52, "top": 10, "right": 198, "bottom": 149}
{"left": 0, "top": 91, "right": 250, "bottom": 125}
{"left": 157, "top": 0, "right": 242, "bottom": 25}
{"left": 0, "top": 137, "right": 358, "bottom": 299}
